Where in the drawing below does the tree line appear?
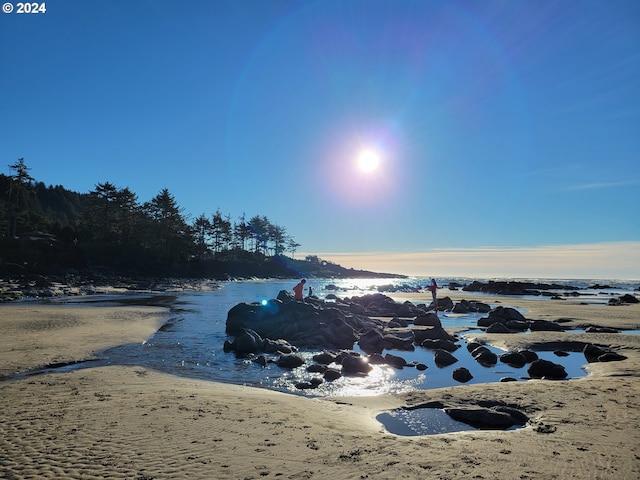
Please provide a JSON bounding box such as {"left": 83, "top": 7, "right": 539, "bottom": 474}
{"left": 0, "top": 158, "right": 305, "bottom": 277}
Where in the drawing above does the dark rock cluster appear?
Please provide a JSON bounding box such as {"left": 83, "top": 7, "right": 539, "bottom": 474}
{"left": 223, "top": 290, "right": 629, "bottom": 391}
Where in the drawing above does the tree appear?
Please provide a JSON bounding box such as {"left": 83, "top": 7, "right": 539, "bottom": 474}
{"left": 269, "top": 223, "right": 287, "bottom": 256}
{"left": 85, "top": 182, "right": 119, "bottom": 241}
{"left": 211, "top": 209, "right": 232, "bottom": 257}
{"left": 7, "top": 158, "right": 35, "bottom": 237}
{"left": 192, "top": 213, "right": 212, "bottom": 259}
{"left": 287, "top": 238, "right": 301, "bottom": 258}
{"left": 247, "top": 215, "right": 270, "bottom": 255}
{"left": 233, "top": 213, "right": 250, "bottom": 252}
{"left": 142, "top": 188, "right": 191, "bottom": 261}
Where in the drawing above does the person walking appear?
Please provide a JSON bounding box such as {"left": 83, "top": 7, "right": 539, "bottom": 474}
{"left": 428, "top": 278, "right": 438, "bottom": 312}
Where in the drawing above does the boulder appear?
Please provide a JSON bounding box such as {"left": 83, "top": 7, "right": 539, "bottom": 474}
{"left": 358, "top": 329, "right": 385, "bottom": 355}
{"left": 434, "top": 349, "right": 458, "bottom": 367}
{"left": 500, "top": 352, "right": 527, "bottom": 368}
{"left": 527, "top": 359, "right": 567, "bottom": 379}
{"left": 452, "top": 367, "right": 473, "bottom": 383}
{"left": 276, "top": 353, "right": 306, "bottom": 369}
{"left": 519, "top": 350, "right": 539, "bottom": 363}
{"left": 420, "top": 339, "right": 458, "bottom": 352}
{"left": 486, "top": 322, "right": 512, "bottom": 333}
{"left": 341, "top": 354, "right": 372, "bottom": 376}
{"left": 444, "top": 406, "right": 528, "bottom": 429}
{"left": 529, "top": 320, "right": 565, "bottom": 332}
{"left": 313, "top": 351, "right": 336, "bottom": 365}
{"left": 413, "top": 327, "right": 455, "bottom": 343}
{"left": 323, "top": 369, "right": 342, "bottom": 381}
{"left": 384, "top": 353, "right": 408, "bottom": 369}
{"left": 232, "top": 328, "right": 264, "bottom": 354}
{"left": 490, "top": 306, "right": 527, "bottom": 322}
{"left": 583, "top": 344, "right": 627, "bottom": 362}
{"left": 414, "top": 312, "right": 441, "bottom": 327}
{"left": 382, "top": 330, "right": 415, "bottom": 351}
{"left": 471, "top": 346, "right": 498, "bottom": 366}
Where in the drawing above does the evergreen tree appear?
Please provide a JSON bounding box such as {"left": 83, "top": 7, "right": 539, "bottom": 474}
{"left": 7, "top": 158, "right": 35, "bottom": 237}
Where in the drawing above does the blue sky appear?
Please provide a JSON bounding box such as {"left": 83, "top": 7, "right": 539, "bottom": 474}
{"left": 1, "top": 0, "right": 639, "bottom": 278}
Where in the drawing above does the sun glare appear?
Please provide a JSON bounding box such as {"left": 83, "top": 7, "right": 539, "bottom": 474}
{"left": 358, "top": 150, "right": 380, "bottom": 173}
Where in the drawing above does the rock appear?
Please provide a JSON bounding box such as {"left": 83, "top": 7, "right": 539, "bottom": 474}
{"left": 452, "top": 367, "right": 473, "bottom": 383}
{"left": 505, "top": 320, "right": 529, "bottom": 331}
{"left": 490, "top": 306, "right": 527, "bottom": 322}
{"left": 295, "top": 381, "right": 318, "bottom": 390}
{"left": 358, "top": 329, "right": 385, "bottom": 355}
{"left": 384, "top": 353, "right": 408, "bottom": 369}
{"left": 619, "top": 294, "right": 639, "bottom": 304}
{"left": 500, "top": 352, "right": 527, "bottom": 368}
{"left": 323, "top": 369, "right": 342, "bottom": 381}
{"left": 529, "top": 320, "right": 565, "bottom": 332}
{"left": 420, "top": 339, "right": 458, "bottom": 352}
{"left": 367, "top": 353, "right": 387, "bottom": 365}
{"left": 414, "top": 312, "right": 441, "bottom": 327}
{"left": 527, "top": 359, "right": 567, "bottom": 379}
{"left": 307, "top": 364, "right": 328, "bottom": 373}
{"left": 486, "top": 322, "right": 512, "bottom": 333}
{"left": 585, "top": 326, "right": 619, "bottom": 333}
{"left": 519, "top": 350, "right": 539, "bottom": 363}
{"left": 444, "top": 406, "right": 528, "bottom": 429}
{"left": 434, "top": 349, "right": 458, "bottom": 367}
{"left": 413, "top": 327, "right": 455, "bottom": 343}
{"left": 415, "top": 363, "right": 428, "bottom": 371}
{"left": 313, "top": 351, "right": 336, "bottom": 364}
{"left": 253, "top": 355, "right": 268, "bottom": 367}
{"left": 382, "top": 330, "right": 415, "bottom": 351}
{"left": 553, "top": 350, "right": 569, "bottom": 357}
{"left": 388, "top": 317, "right": 409, "bottom": 328}
{"left": 463, "top": 280, "right": 578, "bottom": 295}
{"left": 452, "top": 301, "right": 470, "bottom": 313}
{"left": 466, "top": 341, "right": 483, "bottom": 353}
{"left": 276, "top": 353, "right": 305, "bottom": 369}
{"left": 341, "top": 354, "right": 372, "bottom": 376}
{"left": 598, "top": 352, "right": 627, "bottom": 362}
{"left": 500, "top": 377, "right": 518, "bottom": 382}
{"left": 471, "top": 347, "right": 498, "bottom": 367}
{"left": 263, "top": 338, "right": 295, "bottom": 354}
{"left": 232, "top": 328, "right": 264, "bottom": 354}
{"left": 584, "top": 344, "right": 627, "bottom": 362}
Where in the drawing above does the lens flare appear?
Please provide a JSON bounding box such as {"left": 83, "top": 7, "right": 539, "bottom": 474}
{"left": 358, "top": 150, "right": 380, "bottom": 172}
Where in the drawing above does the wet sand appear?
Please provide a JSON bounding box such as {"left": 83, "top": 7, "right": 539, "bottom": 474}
{"left": 1, "top": 294, "right": 639, "bottom": 479}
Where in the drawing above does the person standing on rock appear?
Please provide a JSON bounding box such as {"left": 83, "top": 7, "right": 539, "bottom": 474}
{"left": 428, "top": 278, "right": 438, "bottom": 312}
{"left": 293, "top": 279, "right": 306, "bottom": 301}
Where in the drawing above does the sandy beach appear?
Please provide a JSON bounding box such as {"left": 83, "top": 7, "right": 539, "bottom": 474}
{"left": 1, "top": 293, "right": 639, "bottom": 479}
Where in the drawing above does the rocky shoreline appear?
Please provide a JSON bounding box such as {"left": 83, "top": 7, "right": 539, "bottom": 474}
{"left": 222, "top": 289, "right": 635, "bottom": 430}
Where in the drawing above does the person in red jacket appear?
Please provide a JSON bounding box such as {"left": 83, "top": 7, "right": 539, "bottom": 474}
{"left": 427, "top": 278, "right": 438, "bottom": 312}
{"left": 293, "top": 279, "right": 306, "bottom": 301}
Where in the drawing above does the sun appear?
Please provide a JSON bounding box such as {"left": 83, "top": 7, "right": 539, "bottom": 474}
{"left": 358, "top": 150, "right": 380, "bottom": 173}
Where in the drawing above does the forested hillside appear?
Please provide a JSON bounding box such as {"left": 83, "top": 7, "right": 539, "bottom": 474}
{"left": 0, "top": 159, "right": 400, "bottom": 280}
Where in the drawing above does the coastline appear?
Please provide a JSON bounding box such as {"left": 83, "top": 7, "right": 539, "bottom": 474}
{"left": 1, "top": 291, "right": 639, "bottom": 478}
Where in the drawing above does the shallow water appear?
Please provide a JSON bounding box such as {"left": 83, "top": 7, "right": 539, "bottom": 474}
{"left": 32, "top": 278, "right": 622, "bottom": 398}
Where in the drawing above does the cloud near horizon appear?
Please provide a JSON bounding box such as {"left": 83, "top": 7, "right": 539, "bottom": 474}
{"left": 308, "top": 242, "right": 640, "bottom": 280}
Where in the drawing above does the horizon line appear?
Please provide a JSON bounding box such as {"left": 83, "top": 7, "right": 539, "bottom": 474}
{"left": 299, "top": 241, "right": 640, "bottom": 280}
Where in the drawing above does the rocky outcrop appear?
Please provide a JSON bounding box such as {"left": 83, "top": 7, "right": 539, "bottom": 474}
{"left": 463, "top": 280, "right": 579, "bottom": 296}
